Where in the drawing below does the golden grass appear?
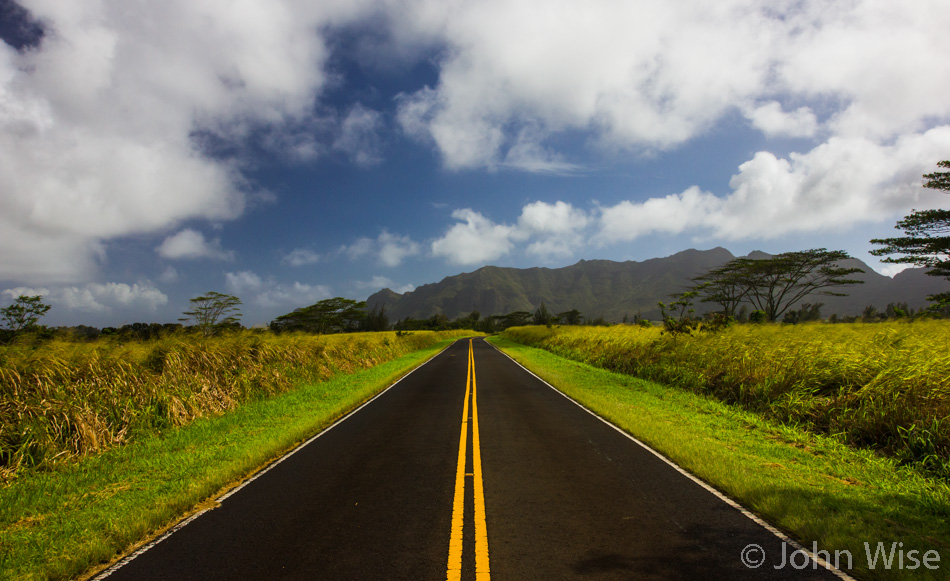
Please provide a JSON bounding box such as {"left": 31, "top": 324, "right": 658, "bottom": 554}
{"left": 502, "top": 321, "right": 950, "bottom": 476}
{"left": 0, "top": 330, "right": 469, "bottom": 479}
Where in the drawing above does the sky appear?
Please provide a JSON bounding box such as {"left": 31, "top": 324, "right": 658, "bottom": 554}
{"left": 1, "top": 0, "right": 949, "bottom": 328}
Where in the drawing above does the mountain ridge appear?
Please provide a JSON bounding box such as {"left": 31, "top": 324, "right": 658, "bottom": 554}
{"left": 367, "top": 248, "right": 948, "bottom": 322}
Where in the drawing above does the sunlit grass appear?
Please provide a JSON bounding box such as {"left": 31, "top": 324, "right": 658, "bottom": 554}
{"left": 501, "top": 321, "right": 950, "bottom": 477}
{"left": 0, "top": 333, "right": 471, "bottom": 581}
{"left": 0, "top": 330, "right": 470, "bottom": 480}
{"left": 489, "top": 336, "right": 950, "bottom": 581}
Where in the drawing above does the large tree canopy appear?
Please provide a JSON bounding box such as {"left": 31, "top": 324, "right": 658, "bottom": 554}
{"left": 180, "top": 292, "right": 242, "bottom": 336}
{"left": 270, "top": 297, "right": 367, "bottom": 334}
{"left": 870, "top": 160, "right": 950, "bottom": 281}
{"left": 695, "top": 249, "right": 864, "bottom": 322}
{"left": 1, "top": 295, "right": 51, "bottom": 332}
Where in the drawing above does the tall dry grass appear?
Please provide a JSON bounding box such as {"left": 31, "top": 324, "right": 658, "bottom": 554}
{"left": 503, "top": 321, "right": 950, "bottom": 476}
{"left": 0, "top": 330, "right": 466, "bottom": 479}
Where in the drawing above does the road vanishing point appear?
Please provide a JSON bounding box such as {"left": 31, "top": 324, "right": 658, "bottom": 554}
{"left": 97, "top": 338, "right": 846, "bottom": 580}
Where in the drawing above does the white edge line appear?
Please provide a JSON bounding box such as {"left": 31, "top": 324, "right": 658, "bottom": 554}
{"left": 93, "top": 340, "right": 461, "bottom": 580}
{"left": 487, "top": 340, "right": 856, "bottom": 581}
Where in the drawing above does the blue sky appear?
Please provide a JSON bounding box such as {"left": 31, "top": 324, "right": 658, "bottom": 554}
{"left": 2, "top": 0, "right": 949, "bottom": 327}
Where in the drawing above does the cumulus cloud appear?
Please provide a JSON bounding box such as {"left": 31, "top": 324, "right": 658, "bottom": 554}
{"left": 0, "top": 0, "right": 376, "bottom": 284}
{"left": 431, "top": 209, "right": 517, "bottom": 265}
{"left": 745, "top": 102, "right": 818, "bottom": 138}
{"left": 225, "top": 270, "right": 331, "bottom": 308}
{"left": 393, "top": 0, "right": 775, "bottom": 167}
{"left": 596, "top": 127, "right": 950, "bottom": 243}
{"left": 428, "top": 201, "right": 589, "bottom": 264}
{"left": 344, "top": 230, "right": 420, "bottom": 267}
{"left": 156, "top": 229, "right": 234, "bottom": 261}
{"left": 4, "top": 0, "right": 950, "bottom": 290}
{"left": 391, "top": 0, "right": 950, "bottom": 175}
{"left": 429, "top": 127, "right": 950, "bottom": 264}
{"left": 378, "top": 231, "right": 421, "bottom": 267}
{"left": 2, "top": 282, "right": 167, "bottom": 314}
{"left": 517, "top": 201, "right": 589, "bottom": 258}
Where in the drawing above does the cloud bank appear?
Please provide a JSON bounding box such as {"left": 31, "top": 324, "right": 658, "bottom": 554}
{"left": 2, "top": 0, "right": 948, "bottom": 291}
{"left": 0, "top": 0, "right": 373, "bottom": 283}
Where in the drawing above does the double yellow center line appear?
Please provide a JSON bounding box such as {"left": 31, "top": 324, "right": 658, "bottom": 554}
{"left": 446, "top": 339, "right": 490, "bottom": 580}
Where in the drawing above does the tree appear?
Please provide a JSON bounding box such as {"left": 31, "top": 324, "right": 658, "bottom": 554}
{"left": 533, "top": 302, "right": 553, "bottom": 326}
{"left": 271, "top": 297, "right": 366, "bottom": 334}
{"left": 362, "top": 303, "right": 389, "bottom": 332}
{"left": 499, "top": 311, "right": 532, "bottom": 329}
{"left": 556, "top": 309, "right": 583, "bottom": 325}
{"left": 694, "top": 249, "right": 864, "bottom": 322}
{"left": 657, "top": 289, "right": 701, "bottom": 336}
{"left": 180, "top": 292, "right": 242, "bottom": 336}
{"left": 1, "top": 295, "right": 51, "bottom": 332}
{"left": 730, "top": 249, "right": 863, "bottom": 321}
{"left": 870, "top": 160, "right": 950, "bottom": 302}
{"left": 693, "top": 262, "right": 751, "bottom": 318}
{"left": 782, "top": 302, "right": 823, "bottom": 324}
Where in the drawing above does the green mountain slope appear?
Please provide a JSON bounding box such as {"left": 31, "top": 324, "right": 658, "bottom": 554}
{"left": 367, "top": 248, "right": 948, "bottom": 323}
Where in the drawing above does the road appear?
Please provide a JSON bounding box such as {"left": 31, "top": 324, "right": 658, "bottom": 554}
{"left": 97, "top": 338, "right": 845, "bottom": 580}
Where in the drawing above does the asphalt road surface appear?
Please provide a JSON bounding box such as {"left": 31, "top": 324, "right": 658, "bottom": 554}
{"left": 97, "top": 338, "right": 846, "bottom": 580}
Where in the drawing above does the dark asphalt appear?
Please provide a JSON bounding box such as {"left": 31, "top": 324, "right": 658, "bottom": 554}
{"left": 98, "top": 338, "right": 845, "bottom": 580}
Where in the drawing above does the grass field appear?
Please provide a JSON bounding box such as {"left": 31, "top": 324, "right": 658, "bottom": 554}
{"left": 488, "top": 335, "right": 950, "bottom": 581}
{"left": 0, "top": 330, "right": 471, "bottom": 481}
{"left": 501, "top": 321, "right": 950, "bottom": 478}
{"left": 0, "top": 331, "right": 474, "bottom": 581}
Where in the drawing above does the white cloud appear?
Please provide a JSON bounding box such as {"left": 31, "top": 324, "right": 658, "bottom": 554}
{"left": 2, "top": 282, "right": 167, "bottom": 314}
{"left": 517, "top": 201, "right": 589, "bottom": 258}
{"left": 745, "top": 101, "right": 818, "bottom": 138}
{"left": 428, "top": 126, "right": 950, "bottom": 261}
{"left": 596, "top": 127, "right": 950, "bottom": 243}
{"left": 392, "top": 0, "right": 950, "bottom": 175}
{"left": 878, "top": 263, "right": 912, "bottom": 278}
{"left": 393, "top": 0, "right": 777, "bottom": 168}
{"left": 502, "top": 127, "right": 581, "bottom": 173}
{"left": 774, "top": 1, "right": 950, "bottom": 140}
{"left": 357, "top": 275, "right": 415, "bottom": 294}
{"left": 0, "top": 0, "right": 376, "bottom": 284}
{"left": 224, "top": 270, "right": 264, "bottom": 294}
{"left": 156, "top": 229, "right": 234, "bottom": 261}
{"left": 282, "top": 248, "right": 321, "bottom": 267}
{"left": 518, "top": 201, "right": 589, "bottom": 235}
{"left": 4, "top": 0, "right": 949, "bottom": 287}
{"left": 225, "top": 270, "right": 331, "bottom": 308}
{"left": 377, "top": 231, "right": 421, "bottom": 267}
{"left": 597, "top": 187, "right": 723, "bottom": 243}
{"left": 344, "top": 230, "right": 420, "bottom": 266}
{"left": 431, "top": 209, "right": 517, "bottom": 265}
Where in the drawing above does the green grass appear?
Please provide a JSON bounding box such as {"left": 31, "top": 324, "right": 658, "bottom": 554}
{"left": 501, "top": 322, "right": 950, "bottom": 477}
{"left": 488, "top": 336, "right": 950, "bottom": 581}
{"left": 0, "top": 336, "right": 467, "bottom": 581}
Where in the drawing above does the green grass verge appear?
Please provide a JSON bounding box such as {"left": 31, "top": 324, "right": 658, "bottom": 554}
{"left": 0, "top": 338, "right": 459, "bottom": 581}
{"left": 488, "top": 336, "right": 950, "bottom": 581}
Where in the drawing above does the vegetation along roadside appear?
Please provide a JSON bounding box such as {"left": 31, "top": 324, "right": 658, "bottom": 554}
{"left": 489, "top": 331, "right": 950, "bottom": 580}
{"left": 501, "top": 322, "right": 950, "bottom": 479}
{"left": 0, "top": 331, "right": 474, "bottom": 581}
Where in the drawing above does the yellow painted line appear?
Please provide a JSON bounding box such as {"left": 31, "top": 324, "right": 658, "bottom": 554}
{"left": 471, "top": 340, "right": 491, "bottom": 580}
{"left": 446, "top": 339, "right": 491, "bottom": 580}
{"left": 446, "top": 341, "right": 471, "bottom": 581}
